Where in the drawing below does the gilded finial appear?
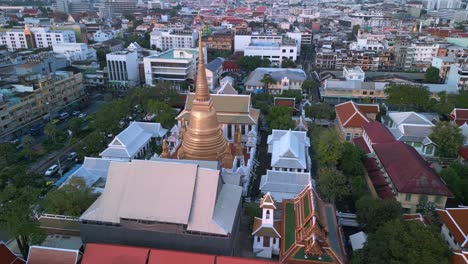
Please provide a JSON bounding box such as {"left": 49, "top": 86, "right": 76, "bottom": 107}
{"left": 194, "top": 31, "right": 210, "bottom": 102}
{"left": 160, "top": 138, "right": 170, "bottom": 158}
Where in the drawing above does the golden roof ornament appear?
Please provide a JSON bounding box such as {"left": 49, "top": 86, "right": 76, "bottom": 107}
{"left": 177, "top": 32, "right": 233, "bottom": 168}
{"left": 160, "top": 138, "right": 170, "bottom": 158}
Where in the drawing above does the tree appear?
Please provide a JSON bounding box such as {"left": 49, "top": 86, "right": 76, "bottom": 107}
{"left": 440, "top": 163, "right": 468, "bottom": 204}
{"left": 352, "top": 220, "right": 450, "bottom": 264}
{"left": 21, "top": 135, "right": 36, "bottom": 159}
{"left": 43, "top": 177, "right": 98, "bottom": 216}
{"left": 0, "top": 143, "right": 15, "bottom": 166}
{"left": 96, "top": 48, "right": 109, "bottom": 68}
{"left": 276, "top": 90, "right": 303, "bottom": 103}
{"left": 355, "top": 196, "right": 401, "bottom": 233}
{"left": 44, "top": 123, "right": 59, "bottom": 143}
{"left": 79, "top": 131, "right": 106, "bottom": 157}
{"left": 384, "top": 84, "right": 432, "bottom": 111}
{"left": 69, "top": 117, "right": 83, "bottom": 137}
{"left": 425, "top": 66, "right": 440, "bottom": 84}
{"left": 266, "top": 106, "right": 294, "bottom": 131}
{"left": 338, "top": 142, "right": 365, "bottom": 177}
{"left": 305, "top": 103, "right": 335, "bottom": 121}
{"left": 237, "top": 56, "right": 270, "bottom": 72}
{"left": 316, "top": 167, "right": 350, "bottom": 203}
{"left": 430, "top": 121, "right": 464, "bottom": 158}
{"left": 0, "top": 167, "right": 46, "bottom": 259}
{"left": 301, "top": 80, "right": 319, "bottom": 96}
{"left": 281, "top": 58, "right": 296, "bottom": 68}
{"left": 145, "top": 100, "right": 176, "bottom": 128}
{"left": 315, "top": 129, "right": 344, "bottom": 167}
{"left": 352, "top": 25, "right": 360, "bottom": 36}
{"left": 260, "top": 74, "right": 276, "bottom": 92}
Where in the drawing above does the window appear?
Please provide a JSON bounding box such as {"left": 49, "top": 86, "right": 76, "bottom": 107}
{"left": 405, "top": 193, "right": 412, "bottom": 201}
{"left": 257, "top": 236, "right": 260, "bottom": 242}
{"left": 266, "top": 210, "right": 270, "bottom": 219}
{"left": 282, "top": 49, "right": 286, "bottom": 53}
{"left": 425, "top": 145, "right": 434, "bottom": 155}
{"left": 345, "top": 133, "right": 351, "bottom": 141}
{"left": 353, "top": 133, "right": 359, "bottom": 138}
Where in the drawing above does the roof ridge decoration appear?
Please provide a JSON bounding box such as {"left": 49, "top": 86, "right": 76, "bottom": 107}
{"left": 194, "top": 31, "right": 210, "bottom": 102}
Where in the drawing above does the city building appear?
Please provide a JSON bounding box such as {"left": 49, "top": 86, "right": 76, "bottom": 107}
{"left": 343, "top": 66, "right": 365, "bottom": 82}
{"left": 0, "top": 69, "right": 85, "bottom": 138}
{"left": 205, "top": 57, "right": 225, "bottom": 90}
{"left": 355, "top": 121, "right": 452, "bottom": 213}
{"left": 106, "top": 50, "right": 139, "bottom": 88}
{"left": 280, "top": 185, "right": 346, "bottom": 264}
{"left": 436, "top": 207, "right": 468, "bottom": 251}
{"left": 384, "top": 111, "right": 438, "bottom": 157}
{"left": 251, "top": 193, "right": 281, "bottom": 259}
{"left": 234, "top": 34, "right": 298, "bottom": 65}
{"left": 450, "top": 108, "right": 468, "bottom": 126}
{"left": 55, "top": 0, "right": 69, "bottom": 14}
{"left": 93, "top": 30, "right": 118, "bottom": 42}
{"left": 244, "top": 68, "right": 306, "bottom": 94}
{"left": 143, "top": 48, "right": 202, "bottom": 88}
{"left": 205, "top": 32, "right": 234, "bottom": 52}
{"left": 447, "top": 64, "right": 468, "bottom": 90}
{"left": 260, "top": 130, "right": 312, "bottom": 202}
{"left": 150, "top": 29, "right": 198, "bottom": 50}
{"left": 321, "top": 80, "right": 388, "bottom": 104}
{"left": 99, "top": 122, "right": 167, "bottom": 161}
{"left": 0, "top": 29, "right": 34, "bottom": 51}
{"left": 53, "top": 43, "right": 97, "bottom": 62}
{"left": 30, "top": 27, "right": 76, "bottom": 49}
{"left": 335, "top": 101, "right": 379, "bottom": 141}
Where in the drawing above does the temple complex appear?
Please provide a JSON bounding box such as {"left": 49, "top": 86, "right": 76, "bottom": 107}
{"left": 166, "top": 34, "right": 259, "bottom": 195}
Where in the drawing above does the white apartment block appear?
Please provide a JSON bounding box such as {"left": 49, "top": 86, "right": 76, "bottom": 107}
{"left": 235, "top": 34, "right": 298, "bottom": 65}
{"left": 349, "top": 38, "right": 386, "bottom": 51}
{"left": 0, "top": 29, "right": 30, "bottom": 51}
{"left": 94, "top": 30, "right": 117, "bottom": 42}
{"left": 52, "top": 43, "right": 97, "bottom": 62}
{"left": 143, "top": 48, "right": 206, "bottom": 88}
{"left": 29, "top": 27, "right": 76, "bottom": 49}
{"left": 150, "top": 29, "right": 198, "bottom": 51}
{"left": 106, "top": 50, "right": 140, "bottom": 88}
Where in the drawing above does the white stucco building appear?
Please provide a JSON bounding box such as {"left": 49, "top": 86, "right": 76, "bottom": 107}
{"left": 30, "top": 27, "right": 76, "bottom": 48}
{"left": 53, "top": 43, "right": 97, "bottom": 62}
{"left": 106, "top": 50, "right": 140, "bottom": 88}
{"left": 150, "top": 28, "right": 198, "bottom": 50}
{"left": 252, "top": 193, "right": 281, "bottom": 259}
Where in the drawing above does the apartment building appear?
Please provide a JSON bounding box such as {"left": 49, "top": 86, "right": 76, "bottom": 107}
{"left": 150, "top": 29, "right": 198, "bottom": 51}
{"left": 204, "top": 32, "right": 234, "bottom": 52}
{"left": 0, "top": 29, "right": 35, "bottom": 51}
{"left": 400, "top": 43, "right": 441, "bottom": 71}
{"left": 143, "top": 48, "right": 205, "bottom": 88}
{"left": 106, "top": 50, "right": 140, "bottom": 88}
{"left": 29, "top": 27, "right": 76, "bottom": 49}
{"left": 0, "top": 70, "right": 85, "bottom": 137}
{"left": 234, "top": 34, "right": 298, "bottom": 65}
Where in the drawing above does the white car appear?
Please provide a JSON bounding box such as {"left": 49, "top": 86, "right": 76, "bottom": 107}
{"left": 44, "top": 164, "right": 59, "bottom": 176}
{"left": 78, "top": 113, "right": 87, "bottom": 118}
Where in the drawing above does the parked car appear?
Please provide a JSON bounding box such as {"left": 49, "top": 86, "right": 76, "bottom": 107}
{"left": 78, "top": 113, "right": 87, "bottom": 118}
{"left": 58, "top": 112, "right": 70, "bottom": 120}
{"left": 44, "top": 164, "right": 59, "bottom": 176}
{"left": 72, "top": 111, "right": 81, "bottom": 116}
{"left": 67, "top": 152, "right": 77, "bottom": 161}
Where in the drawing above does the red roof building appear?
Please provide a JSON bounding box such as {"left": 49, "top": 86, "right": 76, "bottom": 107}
{"left": 81, "top": 243, "right": 277, "bottom": 264}
{"left": 26, "top": 246, "right": 80, "bottom": 264}
{"left": 0, "top": 242, "right": 25, "bottom": 264}
{"left": 335, "top": 101, "right": 379, "bottom": 142}
{"left": 436, "top": 208, "right": 468, "bottom": 252}
{"left": 450, "top": 108, "right": 468, "bottom": 126}
{"left": 452, "top": 251, "right": 468, "bottom": 264}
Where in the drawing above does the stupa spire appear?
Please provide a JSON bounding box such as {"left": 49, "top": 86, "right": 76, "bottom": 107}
{"left": 194, "top": 31, "right": 210, "bottom": 102}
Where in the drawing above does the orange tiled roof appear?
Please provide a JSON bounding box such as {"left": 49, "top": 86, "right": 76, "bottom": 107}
{"left": 437, "top": 208, "right": 468, "bottom": 247}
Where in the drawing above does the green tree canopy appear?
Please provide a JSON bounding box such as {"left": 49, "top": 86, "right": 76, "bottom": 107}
{"left": 316, "top": 166, "right": 350, "bottom": 203}
{"left": 69, "top": 117, "right": 83, "bottom": 137}
{"left": 338, "top": 142, "right": 365, "bottom": 177}
{"left": 440, "top": 163, "right": 468, "bottom": 204}
{"left": 276, "top": 89, "right": 303, "bottom": 103}
{"left": 355, "top": 195, "right": 401, "bottom": 233}
{"left": 44, "top": 123, "right": 59, "bottom": 143}
{"left": 236, "top": 56, "right": 271, "bottom": 72}
{"left": 305, "top": 103, "right": 335, "bottom": 120}
{"left": 315, "top": 129, "right": 344, "bottom": 167}
{"left": 281, "top": 58, "right": 296, "bottom": 68}
{"left": 425, "top": 66, "right": 440, "bottom": 84}
{"left": 430, "top": 121, "right": 464, "bottom": 158}
{"left": 384, "top": 84, "right": 432, "bottom": 111}
{"left": 301, "top": 80, "right": 319, "bottom": 96}
{"left": 266, "top": 106, "right": 294, "bottom": 131}
{"left": 145, "top": 100, "right": 177, "bottom": 128}
{"left": 352, "top": 220, "right": 450, "bottom": 264}
{"left": 43, "top": 177, "right": 98, "bottom": 217}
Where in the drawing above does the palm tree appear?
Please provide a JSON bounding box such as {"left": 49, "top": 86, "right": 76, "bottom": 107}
{"left": 261, "top": 74, "right": 275, "bottom": 93}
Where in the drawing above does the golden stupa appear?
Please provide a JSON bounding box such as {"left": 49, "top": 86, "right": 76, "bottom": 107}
{"left": 177, "top": 33, "right": 233, "bottom": 168}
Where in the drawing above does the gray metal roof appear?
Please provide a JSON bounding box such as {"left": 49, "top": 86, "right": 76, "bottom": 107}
{"left": 205, "top": 57, "right": 225, "bottom": 72}
{"left": 245, "top": 68, "right": 306, "bottom": 87}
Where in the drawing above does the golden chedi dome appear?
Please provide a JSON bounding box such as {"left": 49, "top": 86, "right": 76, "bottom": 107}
{"left": 177, "top": 34, "right": 233, "bottom": 168}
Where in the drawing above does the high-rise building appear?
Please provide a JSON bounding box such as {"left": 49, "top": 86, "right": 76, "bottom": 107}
{"left": 30, "top": 27, "right": 76, "bottom": 49}
{"left": 150, "top": 29, "right": 198, "bottom": 51}
{"left": 56, "top": 0, "right": 69, "bottom": 14}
